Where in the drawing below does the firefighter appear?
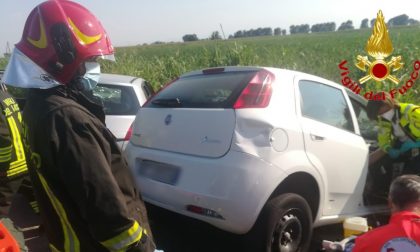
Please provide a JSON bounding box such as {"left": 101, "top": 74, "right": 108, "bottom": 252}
{"left": 0, "top": 83, "right": 37, "bottom": 216}
{"left": 2, "top": 1, "right": 156, "bottom": 251}
{"left": 367, "top": 94, "right": 420, "bottom": 174}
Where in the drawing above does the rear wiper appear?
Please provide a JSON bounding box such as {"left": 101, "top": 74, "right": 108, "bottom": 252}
{"left": 151, "top": 98, "right": 182, "bottom": 107}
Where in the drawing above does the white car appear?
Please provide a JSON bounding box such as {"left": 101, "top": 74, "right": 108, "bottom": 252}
{"left": 125, "top": 66, "right": 392, "bottom": 251}
{"left": 93, "top": 73, "right": 154, "bottom": 149}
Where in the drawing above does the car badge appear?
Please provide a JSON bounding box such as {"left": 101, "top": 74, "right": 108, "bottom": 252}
{"left": 165, "top": 114, "right": 172, "bottom": 125}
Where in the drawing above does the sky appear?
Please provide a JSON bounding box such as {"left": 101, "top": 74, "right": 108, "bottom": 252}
{"left": 1, "top": 0, "right": 420, "bottom": 55}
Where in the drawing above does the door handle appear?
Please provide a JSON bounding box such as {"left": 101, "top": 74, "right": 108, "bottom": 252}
{"left": 310, "top": 134, "right": 325, "bottom": 141}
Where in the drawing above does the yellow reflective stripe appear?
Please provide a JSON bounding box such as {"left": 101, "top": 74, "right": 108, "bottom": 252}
{"left": 37, "top": 172, "right": 80, "bottom": 251}
{"left": 100, "top": 220, "right": 143, "bottom": 251}
{"left": 10, "top": 160, "right": 26, "bottom": 169}
{"left": 0, "top": 152, "right": 12, "bottom": 158}
{"left": 0, "top": 154, "right": 11, "bottom": 163}
{"left": 17, "top": 112, "right": 22, "bottom": 123}
{"left": 0, "top": 145, "right": 12, "bottom": 162}
{"left": 9, "top": 161, "right": 27, "bottom": 170}
{"left": 0, "top": 145, "right": 12, "bottom": 153}
{"left": 30, "top": 201, "right": 40, "bottom": 213}
{"left": 0, "top": 153, "right": 12, "bottom": 159}
{"left": 10, "top": 159, "right": 27, "bottom": 169}
{"left": 68, "top": 18, "right": 102, "bottom": 45}
{"left": 5, "top": 116, "right": 27, "bottom": 178}
{"left": 0, "top": 151, "right": 12, "bottom": 158}
{"left": 7, "top": 116, "right": 26, "bottom": 163}
{"left": 6, "top": 165, "right": 27, "bottom": 177}
{"left": 6, "top": 162, "right": 27, "bottom": 176}
{"left": 49, "top": 244, "right": 61, "bottom": 252}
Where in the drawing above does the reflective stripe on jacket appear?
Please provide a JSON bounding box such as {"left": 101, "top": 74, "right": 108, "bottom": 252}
{"left": 0, "top": 91, "right": 27, "bottom": 179}
{"left": 377, "top": 103, "right": 420, "bottom": 152}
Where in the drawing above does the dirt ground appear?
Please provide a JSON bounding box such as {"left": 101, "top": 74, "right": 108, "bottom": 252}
{"left": 8, "top": 195, "right": 390, "bottom": 252}
{"left": 147, "top": 204, "right": 390, "bottom": 252}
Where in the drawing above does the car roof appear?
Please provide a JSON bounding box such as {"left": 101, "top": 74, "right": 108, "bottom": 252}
{"left": 180, "top": 66, "right": 264, "bottom": 77}
{"left": 180, "top": 66, "right": 329, "bottom": 81}
{"left": 99, "top": 73, "right": 145, "bottom": 87}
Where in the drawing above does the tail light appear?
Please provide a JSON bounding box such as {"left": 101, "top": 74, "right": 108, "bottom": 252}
{"left": 233, "top": 70, "right": 275, "bottom": 109}
{"left": 124, "top": 123, "right": 133, "bottom": 141}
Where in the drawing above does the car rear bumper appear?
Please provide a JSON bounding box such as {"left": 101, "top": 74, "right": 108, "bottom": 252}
{"left": 125, "top": 142, "right": 287, "bottom": 234}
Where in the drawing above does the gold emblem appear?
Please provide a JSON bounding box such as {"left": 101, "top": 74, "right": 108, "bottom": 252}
{"left": 356, "top": 10, "right": 403, "bottom": 84}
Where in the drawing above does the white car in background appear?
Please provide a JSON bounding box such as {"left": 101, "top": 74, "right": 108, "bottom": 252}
{"left": 5, "top": 72, "right": 154, "bottom": 150}
{"left": 94, "top": 73, "right": 154, "bottom": 149}
{"left": 125, "top": 66, "right": 396, "bottom": 252}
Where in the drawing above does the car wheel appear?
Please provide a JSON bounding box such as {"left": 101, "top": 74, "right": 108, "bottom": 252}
{"left": 246, "top": 193, "right": 313, "bottom": 252}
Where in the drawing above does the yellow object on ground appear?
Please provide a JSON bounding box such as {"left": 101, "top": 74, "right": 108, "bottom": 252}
{"left": 343, "top": 217, "right": 369, "bottom": 238}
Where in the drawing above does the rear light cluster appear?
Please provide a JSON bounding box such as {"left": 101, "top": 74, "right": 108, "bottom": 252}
{"left": 233, "top": 70, "right": 275, "bottom": 109}
{"left": 124, "top": 123, "right": 133, "bottom": 141}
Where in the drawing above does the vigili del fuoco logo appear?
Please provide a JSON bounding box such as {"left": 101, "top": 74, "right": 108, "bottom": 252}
{"left": 338, "top": 10, "right": 420, "bottom": 100}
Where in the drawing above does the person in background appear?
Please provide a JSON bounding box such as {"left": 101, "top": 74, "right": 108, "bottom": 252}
{"left": 2, "top": 0, "right": 156, "bottom": 251}
{"left": 367, "top": 94, "right": 420, "bottom": 174}
{"left": 0, "top": 82, "right": 37, "bottom": 216}
{"left": 350, "top": 175, "right": 420, "bottom": 251}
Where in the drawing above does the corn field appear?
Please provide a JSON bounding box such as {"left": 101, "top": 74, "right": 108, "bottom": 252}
{"left": 2, "top": 25, "right": 420, "bottom": 102}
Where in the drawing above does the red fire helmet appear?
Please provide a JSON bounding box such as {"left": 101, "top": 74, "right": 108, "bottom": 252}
{"left": 16, "top": 0, "right": 114, "bottom": 84}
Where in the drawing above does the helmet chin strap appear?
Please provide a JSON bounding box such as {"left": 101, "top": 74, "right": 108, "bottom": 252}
{"left": 68, "top": 76, "right": 85, "bottom": 91}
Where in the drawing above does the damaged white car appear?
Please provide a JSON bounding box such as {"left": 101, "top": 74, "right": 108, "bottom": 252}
{"left": 124, "top": 66, "right": 391, "bottom": 252}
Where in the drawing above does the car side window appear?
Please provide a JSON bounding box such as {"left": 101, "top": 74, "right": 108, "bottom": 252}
{"left": 299, "top": 80, "right": 354, "bottom": 132}
{"left": 349, "top": 98, "right": 378, "bottom": 140}
{"left": 93, "top": 84, "right": 140, "bottom": 115}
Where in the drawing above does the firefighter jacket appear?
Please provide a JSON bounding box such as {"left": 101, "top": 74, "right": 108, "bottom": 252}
{"left": 352, "top": 211, "right": 420, "bottom": 251}
{"left": 0, "top": 90, "right": 38, "bottom": 214}
{"left": 377, "top": 103, "right": 420, "bottom": 152}
{"left": 23, "top": 86, "right": 155, "bottom": 252}
{"left": 0, "top": 91, "right": 27, "bottom": 180}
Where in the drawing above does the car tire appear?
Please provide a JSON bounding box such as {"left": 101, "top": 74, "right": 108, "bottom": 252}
{"left": 245, "top": 193, "right": 313, "bottom": 252}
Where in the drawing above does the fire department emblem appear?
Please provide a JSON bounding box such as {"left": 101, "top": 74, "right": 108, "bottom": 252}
{"left": 355, "top": 10, "right": 404, "bottom": 84}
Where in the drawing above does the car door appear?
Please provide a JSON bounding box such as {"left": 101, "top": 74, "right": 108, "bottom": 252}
{"left": 296, "top": 78, "right": 369, "bottom": 216}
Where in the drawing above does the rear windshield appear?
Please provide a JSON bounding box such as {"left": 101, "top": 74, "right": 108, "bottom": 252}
{"left": 146, "top": 71, "right": 257, "bottom": 108}
{"left": 93, "top": 84, "right": 140, "bottom": 115}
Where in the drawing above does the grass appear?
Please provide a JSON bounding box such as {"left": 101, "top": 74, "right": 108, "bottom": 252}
{"left": 101, "top": 25, "right": 420, "bottom": 102}
{"left": 2, "top": 25, "right": 420, "bottom": 102}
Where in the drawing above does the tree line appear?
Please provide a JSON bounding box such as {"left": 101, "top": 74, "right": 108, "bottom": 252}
{"left": 181, "top": 14, "right": 420, "bottom": 42}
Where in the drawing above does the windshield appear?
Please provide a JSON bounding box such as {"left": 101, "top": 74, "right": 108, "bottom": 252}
{"left": 146, "top": 71, "right": 257, "bottom": 108}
